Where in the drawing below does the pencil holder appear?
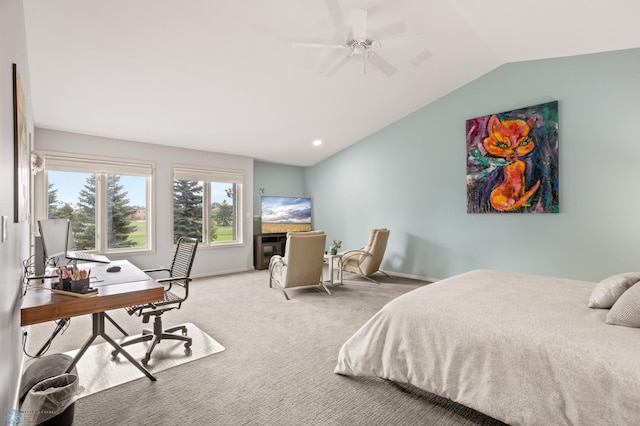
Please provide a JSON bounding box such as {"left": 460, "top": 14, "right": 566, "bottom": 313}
{"left": 60, "top": 277, "right": 72, "bottom": 291}
{"left": 70, "top": 278, "right": 90, "bottom": 292}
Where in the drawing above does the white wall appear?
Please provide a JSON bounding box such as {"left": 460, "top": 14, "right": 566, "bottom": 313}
{"left": 1, "top": 0, "right": 34, "bottom": 415}
{"left": 306, "top": 48, "right": 640, "bottom": 282}
{"left": 34, "top": 128, "right": 255, "bottom": 276}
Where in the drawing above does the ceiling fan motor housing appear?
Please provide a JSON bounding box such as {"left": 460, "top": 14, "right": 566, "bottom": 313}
{"left": 344, "top": 35, "right": 381, "bottom": 54}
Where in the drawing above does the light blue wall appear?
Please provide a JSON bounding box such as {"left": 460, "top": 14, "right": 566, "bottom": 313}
{"left": 305, "top": 48, "right": 640, "bottom": 282}
{"left": 253, "top": 161, "right": 305, "bottom": 233}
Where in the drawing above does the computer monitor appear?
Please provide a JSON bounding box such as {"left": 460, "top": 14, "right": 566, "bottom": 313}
{"left": 65, "top": 222, "right": 111, "bottom": 264}
{"left": 37, "top": 219, "right": 72, "bottom": 265}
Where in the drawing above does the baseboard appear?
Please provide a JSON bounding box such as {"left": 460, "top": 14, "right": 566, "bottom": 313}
{"left": 192, "top": 267, "right": 439, "bottom": 283}
{"left": 383, "top": 270, "right": 438, "bottom": 283}
{"left": 191, "top": 266, "right": 254, "bottom": 280}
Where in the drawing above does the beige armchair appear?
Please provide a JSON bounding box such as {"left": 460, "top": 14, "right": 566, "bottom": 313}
{"left": 339, "top": 228, "right": 390, "bottom": 283}
{"left": 269, "top": 230, "right": 331, "bottom": 300}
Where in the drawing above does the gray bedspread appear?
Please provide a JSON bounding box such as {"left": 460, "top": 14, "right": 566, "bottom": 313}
{"left": 334, "top": 269, "right": 640, "bottom": 425}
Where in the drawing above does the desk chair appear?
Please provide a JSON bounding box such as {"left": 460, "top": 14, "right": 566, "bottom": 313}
{"left": 112, "top": 236, "right": 198, "bottom": 365}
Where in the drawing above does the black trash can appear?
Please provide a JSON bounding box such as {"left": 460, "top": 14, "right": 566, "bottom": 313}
{"left": 19, "top": 354, "right": 80, "bottom": 426}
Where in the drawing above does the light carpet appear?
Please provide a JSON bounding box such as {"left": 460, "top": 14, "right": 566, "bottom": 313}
{"left": 26, "top": 269, "right": 505, "bottom": 425}
{"left": 64, "top": 322, "right": 224, "bottom": 398}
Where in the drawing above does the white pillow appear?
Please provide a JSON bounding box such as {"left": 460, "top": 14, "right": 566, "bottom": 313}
{"left": 606, "top": 282, "right": 640, "bottom": 327}
{"left": 587, "top": 272, "right": 640, "bottom": 308}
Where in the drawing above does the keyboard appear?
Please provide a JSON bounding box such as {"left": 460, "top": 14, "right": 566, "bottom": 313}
{"left": 66, "top": 250, "right": 111, "bottom": 264}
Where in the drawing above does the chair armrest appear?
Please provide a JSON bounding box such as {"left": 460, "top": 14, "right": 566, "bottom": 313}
{"left": 269, "top": 255, "right": 286, "bottom": 286}
{"left": 155, "top": 276, "right": 189, "bottom": 283}
{"left": 143, "top": 267, "right": 171, "bottom": 274}
{"left": 339, "top": 250, "right": 370, "bottom": 267}
{"left": 269, "top": 255, "right": 285, "bottom": 271}
{"left": 155, "top": 275, "right": 190, "bottom": 292}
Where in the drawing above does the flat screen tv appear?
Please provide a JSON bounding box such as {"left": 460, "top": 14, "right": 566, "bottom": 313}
{"left": 261, "top": 196, "right": 312, "bottom": 234}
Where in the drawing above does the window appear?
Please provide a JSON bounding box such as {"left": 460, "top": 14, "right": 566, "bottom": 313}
{"left": 172, "top": 165, "right": 244, "bottom": 246}
{"left": 40, "top": 152, "right": 154, "bottom": 254}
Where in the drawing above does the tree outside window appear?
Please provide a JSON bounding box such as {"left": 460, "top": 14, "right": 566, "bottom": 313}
{"left": 173, "top": 179, "right": 203, "bottom": 243}
{"left": 46, "top": 170, "right": 148, "bottom": 252}
{"left": 172, "top": 167, "right": 243, "bottom": 246}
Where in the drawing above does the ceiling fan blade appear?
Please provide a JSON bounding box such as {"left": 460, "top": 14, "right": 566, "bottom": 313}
{"left": 325, "top": 0, "right": 345, "bottom": 33}
{"left": 377, "top": 33, "right": 429, "bottom": 49}
{"left": 372, "top": 21, "right": 407, "bottom": 39}
{"left": 323, "top": 52, "right": 355, "bottom": 78}
{"left": 366, "top": 52, "right": 399, "bottom": 76}
{"left": 292, "top": 42, "right": 344, "bottom": 49}
{"left": 350, "top": 9, "right": 368, "bottom": 41}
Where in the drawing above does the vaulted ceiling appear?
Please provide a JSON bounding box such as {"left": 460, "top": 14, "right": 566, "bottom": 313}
{"left": 23, "top": 0, "right": 640, "bottom": 166}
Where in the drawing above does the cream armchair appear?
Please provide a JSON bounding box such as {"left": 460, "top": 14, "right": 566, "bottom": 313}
{"left": 339, "top": 228, "right": 390, "bottom": 283}
{"left": 269, "top": 230, "right": 331, "bottom": 300}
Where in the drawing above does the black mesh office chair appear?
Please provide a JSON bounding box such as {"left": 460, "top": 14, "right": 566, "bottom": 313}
{"left": 112, "top": 236, "right": 198, "bottom": 365}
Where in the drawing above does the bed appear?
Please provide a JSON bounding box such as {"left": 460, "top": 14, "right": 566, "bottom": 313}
{"left": 334, "top": 269, "right": 640, "bottom": 426}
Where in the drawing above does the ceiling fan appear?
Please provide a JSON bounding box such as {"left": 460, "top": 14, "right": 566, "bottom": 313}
{"left": 292, "top": 9, "right": 429, "bottom": 78}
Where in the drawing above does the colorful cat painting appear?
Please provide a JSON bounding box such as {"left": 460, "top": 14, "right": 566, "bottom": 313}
{"left": 482, "top": 115, "right": 540, "bottom": 211}
{"left": 466, "top": 101, "right": 559, "bottom": 213}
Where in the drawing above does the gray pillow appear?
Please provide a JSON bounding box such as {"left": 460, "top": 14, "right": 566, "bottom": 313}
{"left": 606, "top": 282, "right": 640, "bottom": 327}
{"left": 588, "top": 272, "right": 640, "bottom": 308}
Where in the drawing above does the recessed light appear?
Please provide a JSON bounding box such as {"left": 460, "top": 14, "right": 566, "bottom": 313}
{"left": 312, "top": 139, "right": 322, "bottom": 146}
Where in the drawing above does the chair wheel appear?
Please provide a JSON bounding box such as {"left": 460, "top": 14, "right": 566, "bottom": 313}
{"left": 142, "top": 356, "right": 150, "bottom": 365}
{"left": 182, "top": 330, "right": 188, "bottom": 336}
{"left": 111, "top": 350, "right": 118, "bottom": 358}
{"left": 185, "top": 342, "right": 191, "bottom": 349}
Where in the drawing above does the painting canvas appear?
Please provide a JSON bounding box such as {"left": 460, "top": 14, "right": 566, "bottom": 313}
{"left": 466, "top": 101, "right": 559, "bottom": 214}
{"left": 13, "top": 64, "right": 29, "bottom": 222}
{"left": 13, "top": 63, "right": 29, "bottom": 222}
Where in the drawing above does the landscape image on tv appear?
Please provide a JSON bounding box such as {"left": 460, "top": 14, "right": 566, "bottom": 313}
{"left": 261, "top": 196, "right": 312, "bottom": 234}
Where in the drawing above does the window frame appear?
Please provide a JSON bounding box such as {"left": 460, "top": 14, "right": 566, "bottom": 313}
{"left": 36, "top": 151, "right": 155, "bottom": 255}
{"left": 171, "top": 164, "right": 245, "bottom": 248}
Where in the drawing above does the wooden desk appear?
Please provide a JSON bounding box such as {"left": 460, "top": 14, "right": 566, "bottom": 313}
{"left": 21, "top": 260, "right": 164, "bottom": 381}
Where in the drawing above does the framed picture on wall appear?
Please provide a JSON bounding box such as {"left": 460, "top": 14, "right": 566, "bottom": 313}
{"left": 13, "top": 63, "right": 29, "bottom": 223}
{"left": 466, "top": 101, "right": 559, "bottom": 214}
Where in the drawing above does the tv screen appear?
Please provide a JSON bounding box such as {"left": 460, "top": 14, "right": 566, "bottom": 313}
{"left": 261, "top": 196, "right": 312, "bottom": 234}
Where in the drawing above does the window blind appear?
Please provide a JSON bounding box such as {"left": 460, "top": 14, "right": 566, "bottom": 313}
{"left": 43, "top": 152, "right": 154, "bottom": 176}
{"left": 172, "top": 165, "right": 244, "bottom": 184}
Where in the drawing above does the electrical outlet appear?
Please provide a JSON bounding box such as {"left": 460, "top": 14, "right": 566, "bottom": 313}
{"left": 21, "top": 327, "right": 29, "bottom": 346}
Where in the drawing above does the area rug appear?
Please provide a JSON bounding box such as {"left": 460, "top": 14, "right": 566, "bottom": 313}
{"left": 64, "top": 322, "right": 224, "bottom": 398}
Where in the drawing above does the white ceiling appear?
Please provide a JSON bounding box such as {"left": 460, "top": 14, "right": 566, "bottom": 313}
{"left": 23, "top": 0, "right": 640, "bottom": 167}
